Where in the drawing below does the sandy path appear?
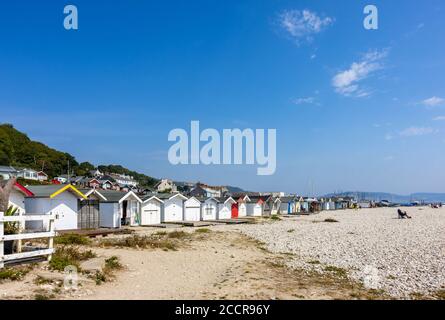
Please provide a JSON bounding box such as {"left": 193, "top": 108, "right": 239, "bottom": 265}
{"left": 84, "top": 232, "right": 263, "bottom": 300}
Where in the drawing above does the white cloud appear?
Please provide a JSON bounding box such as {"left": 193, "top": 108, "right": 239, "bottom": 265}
{"left": 384, "top": 155, "right": 394, "bottom": 161}
{"left": 399, "top": 127, "right": 435, "bottom": 137}
{"left": 433, "top": 116, "right": 445, "bottom": 121}
{"left": 332, "top": 50, "right": 388, "bottom": 97}
{"left": 421, "top": 96, "right": 444, "bottom": 107}
{"left": 279, "top": 9, "right": 334, "bottom": 44}
{"left": 293, "top": 97, "right": 319, "bottom": 105}
{"left": 385, "top": 133, "right": 394, "bottom": 141}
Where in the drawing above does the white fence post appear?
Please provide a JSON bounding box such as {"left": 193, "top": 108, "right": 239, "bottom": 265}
{"left": 17, "top": 210, "right": 23, "bottom": 253}
{"left": 0, "top": 211, "right": 4, "bottom": 269}
{"left": 47, "top": 214, "right": 55, "bottom": 262}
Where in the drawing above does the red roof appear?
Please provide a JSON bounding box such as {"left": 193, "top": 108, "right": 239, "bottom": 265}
{"left": 14, "top": 182, "right": 34, "bottom": 197}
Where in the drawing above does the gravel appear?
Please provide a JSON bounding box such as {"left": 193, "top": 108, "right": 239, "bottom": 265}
{"left": 225, "top": 207, "right": 445, "bottom": 298}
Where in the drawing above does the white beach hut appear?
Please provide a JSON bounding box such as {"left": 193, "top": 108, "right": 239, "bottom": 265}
{"left": 184, "top": 196, "right": 202, "bottom": 221}
{"left": 25, "top": 184, "right": 87, "bottom": 231}
{"left": 98, "top": 190, "right": 142, "bottom": 228}
{"left": 217, "top": 197, "right": 236, "bottom": 220}
{"left": 202, "top": 197, "right": 218, "bottom": 221}
{"left": 140, "top": 195, "right": 163, "bottom": 225}
{"left": 159, "top": 193, "right": 187, "bottom": 222}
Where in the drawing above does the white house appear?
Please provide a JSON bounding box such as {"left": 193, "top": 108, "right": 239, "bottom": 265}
{"left": 17, "top": 168, "right": 39, "bottom": 181}
{"left": 217, "top": 197, "right": 236, "bottom": 220}
{"left": 140, "top": 195, "right": 163, "bottom": 225}
{"left": 53, "top": 176, "right": 68, "bottom": 184}
{"left": 158, "top": 193, "right": 187, "bottom": 222}
{"left": 25, "top": 184, "right": 87, "bottom": 231}
{"left": 109, "top": 173, "right": 138, "bottom": 187}
{"left": 37, "top": 171, "right": 49, "bottom": 181}
{"left": 154, "top": 179, "right": 177, "bottom": 193}
{"left": 98, "top": 190, "right": 142, "bottom": 228}
{"left": 0, "top": 166, "right": 18, "bottom": 180}
{"left": 202, "top": 198, "right": 218, "bottom": 221}
{"left": 184, "top": 197, "right": 202, "bottom": 221}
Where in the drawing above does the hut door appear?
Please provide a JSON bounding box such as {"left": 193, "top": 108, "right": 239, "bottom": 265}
{"left": 78, "top": 200, "right": 100, "bottom": 229}
{"left": 231, "top": 203, "right": 238, "bottom": 218}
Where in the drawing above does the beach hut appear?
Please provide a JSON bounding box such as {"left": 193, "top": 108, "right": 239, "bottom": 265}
{"left": 1, "top": 180, "right": 34, "bottom": 214}
{"left": 235, "top": 195, "right": 249, "bottom": 217}
{"left": 98, "top": 190, "right": 142, "bottom": 228}
{"left": 202, "top": 197, "right": 218, "bottom": 221}
{"left": 270, "top": 197, "right": 282, "bottom": 215}
{"left": 280, "top": 196, "right": 296, "bottom": 214}
{"left": 158, "top": 193, "right": 187, "bottom": 222}
{"left": 184, "top": 196, "right": 202, "bottom": 221}
{"left": 25, "top": 184, "right": 87, "bottom": 231}
{"left": 140, "top": 195, "right": 163, "bottom": 225}
{"left": 77, "top": 188, "right": 106, "bottom": 229}
{"left": 217, "top": 197, "right": 236, "bottom": 220}
{"left": 246, "top": 196, "right": 265, "bottom": 217}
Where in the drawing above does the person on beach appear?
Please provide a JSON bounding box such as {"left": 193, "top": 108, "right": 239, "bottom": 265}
{"left": 398, "top": 209, "right": 412, "bottom": 219}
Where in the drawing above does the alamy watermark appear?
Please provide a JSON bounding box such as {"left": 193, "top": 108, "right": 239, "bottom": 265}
{"left": 63, "top": 5, "right": 78, "bottom": 30}
{"left": 362, "top": 265, "right": 381, "bottom": 289}
{"left": 168, "top": 121, "right": 276, "bottom": 175}
{"left": 64, "top": 265, "right": 79, "bottom": 290}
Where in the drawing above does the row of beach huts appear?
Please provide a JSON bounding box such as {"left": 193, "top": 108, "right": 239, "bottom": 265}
{"left": 4, "top": 180, "right": 355, "bottom": 232}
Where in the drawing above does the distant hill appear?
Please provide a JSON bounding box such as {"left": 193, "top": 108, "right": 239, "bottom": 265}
{"left": 226, "top": 185, "right": 245, "bottom": 193}
{"left": 0, "top": 123, "right": 158, "bottom": 187}
{"left": 325, "top": 191, "right": 445, "bottom": 203}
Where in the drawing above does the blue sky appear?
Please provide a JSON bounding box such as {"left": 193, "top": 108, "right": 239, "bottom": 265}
{"left": 1, "top": 1, "right": 444, "bottom": 195}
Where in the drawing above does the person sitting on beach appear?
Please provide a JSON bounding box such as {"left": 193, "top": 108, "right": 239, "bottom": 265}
{"left": 398, "top": 209, "right": 412, "bottom": 219}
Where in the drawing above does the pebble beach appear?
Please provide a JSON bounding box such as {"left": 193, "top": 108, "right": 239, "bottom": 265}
{"left": 232, "top": 207, "right": 445, "bottom": 298}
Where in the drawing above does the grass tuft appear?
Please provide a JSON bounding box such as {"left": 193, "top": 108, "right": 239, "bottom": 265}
{"left": 49, "top": 246, "right": 96, "bottom": 271}
{"left": 195, "top": 228, "right": 211, "bottom": 234}
{"left": 54, "top": 233, "right": 91, "bottom": 245}
{"left": 0, "top": 267, "right": 29, "bottom": 282}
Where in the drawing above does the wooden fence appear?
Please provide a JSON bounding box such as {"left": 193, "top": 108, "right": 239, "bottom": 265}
{"left": 0, "top": 211, "right": 55, "bottom": 269}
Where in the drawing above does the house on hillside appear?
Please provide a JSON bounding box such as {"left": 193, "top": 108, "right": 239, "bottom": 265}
{"left": 109, "top": 173, "right": 138, "bottom": 187}
{"left": 17, "top": 168, "right": 39, "bottom": 181}
{"left": 190, "top": 183, "right": 228, "bottom": 198}
{"left": 37, "top": 171, "right": 48, "bottom": 181}
{"left": 154, "top": 179, "right": 177, "bottom": 193}
{"left": 25, "top": 184, "right": 87, "bottom": 231}
{"left": 0, "top": 166, "right": 18, "bottom": 180}
{"left": 89, "top": 169, "right": 102, "bottom": 177}
{"left": 0, "top": 180, "right": 34, "bottom": 214}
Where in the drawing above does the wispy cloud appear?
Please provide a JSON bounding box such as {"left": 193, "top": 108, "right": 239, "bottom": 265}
{"left": 332, "top": 50, "right": 388, "bottom": 97}
{"left": 399, "top": 127, "right": 435, "bottom": 137}
{"left": 293, "top": 97, "right": 320, "bottom": 105}
{"left": 433, "top": 116, "right": 445, "bottom": 121}
{"left": 385, "top": 133, "right": 394, "bottom": 141}
{"left": 279, "top": 9, "right": 334, "bottom": 44}
{"left": 384, "top": 155, "right": 394, "bottom": 161}
{"left": 421, "top": 96, "right": 445, "bottom": 107}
